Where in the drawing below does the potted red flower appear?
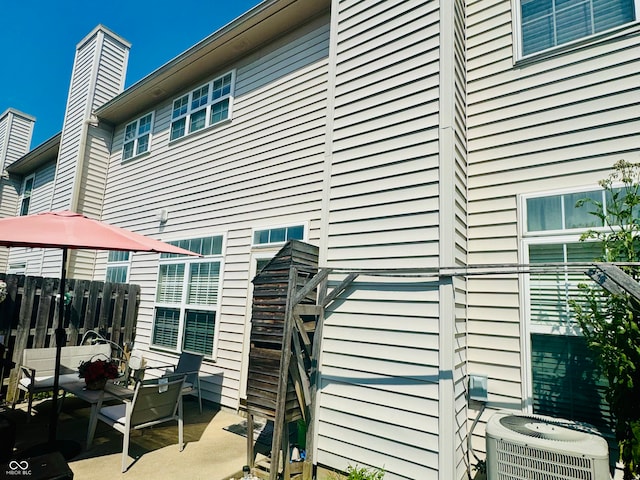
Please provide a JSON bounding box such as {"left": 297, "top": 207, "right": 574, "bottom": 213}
{"left": 78, "top": 355, "right": 119, "bottom": 390}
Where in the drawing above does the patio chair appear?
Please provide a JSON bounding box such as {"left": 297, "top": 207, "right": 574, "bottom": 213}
{"left": 163, "top": 352, "right": 203, "bottom": 414}
{"left": 96, "top": 376, "right": 186, "bottom": 473}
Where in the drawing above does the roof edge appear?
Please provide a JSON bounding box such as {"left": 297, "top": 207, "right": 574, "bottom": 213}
{"left": 93, "top": 0, "right": 284, "bottom": 117}
{"left": 1, "top": 108, "right": 36, "bottom": 123}
{"left": 77, "top": 24, "right": 132, "bottom": 50}
{"left": 7, "top": 132, "right": 61, "bottom": 175}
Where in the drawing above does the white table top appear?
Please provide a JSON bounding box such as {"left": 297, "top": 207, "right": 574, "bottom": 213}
{"left": 61, "top": 380, "right": 133, "bottom": 403}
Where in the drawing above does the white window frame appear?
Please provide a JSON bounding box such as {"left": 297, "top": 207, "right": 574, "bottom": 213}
{"left": 122, "top": 112, "right": 154, "bottom": 160}
{"left": 169, "top": 70, "right": 235, "bottom": 142}
{"left": 251, "top": 223, "right": 307, "bottom": 247}
{"left": 519, "top": 185, "right": 612, "bottom": 410}
{"left": 19, "top": 174, "right": 34, "bottom": 216}
{"left": 512, "top": 0, "right": 640, "bottom": 60}
{"left": 105, "top": 251, "right": 131, "bottom": 283}
{"left": 151, "top": 235, "right": 225, "bottom": 360}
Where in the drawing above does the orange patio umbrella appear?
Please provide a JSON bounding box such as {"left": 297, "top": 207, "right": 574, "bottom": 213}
{"left": 0, "top": 210, "right": 199, "bottom": 448}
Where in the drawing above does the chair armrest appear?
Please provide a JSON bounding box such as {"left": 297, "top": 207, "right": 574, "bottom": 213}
{"left": 165, "top": 369, "right": 200, "bottom": 376}
{"left": 20, "top": 365, "right": 36, "bottom": 381}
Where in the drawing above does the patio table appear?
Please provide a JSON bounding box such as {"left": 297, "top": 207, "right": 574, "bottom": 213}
{"left": 60, "top": 380, "right": 134, "bottom": 449}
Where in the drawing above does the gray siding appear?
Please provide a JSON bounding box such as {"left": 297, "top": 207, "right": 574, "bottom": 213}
{"left": 100, "top": 17, "right": 330, "bottom": 410}
{"left": 466, "top": 0, "right": 640, "bottom": 462}
{"left": 316, "top": 0, "right": 465, "bottom": 478}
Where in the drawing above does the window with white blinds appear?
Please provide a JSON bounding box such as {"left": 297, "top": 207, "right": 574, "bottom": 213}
{"left": 152, "top": 235, "right": 223, "bottom": 357}
{"left": 523, "top": 188, "right": 613, "bottom": 437}
{"left": 518, "top": 0, "right": 637, "bottom": 57}
{"left": 528, "top": 241, "right": 601, "bottom": 331}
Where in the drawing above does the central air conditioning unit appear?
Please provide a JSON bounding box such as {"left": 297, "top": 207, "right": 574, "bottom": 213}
{"left": 486, "top": 412, "right": 610, "bottom": 480}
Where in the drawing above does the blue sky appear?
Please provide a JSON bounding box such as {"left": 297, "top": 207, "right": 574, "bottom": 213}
{"left": 0, "top": 0, "right": 261, "bottom": 148}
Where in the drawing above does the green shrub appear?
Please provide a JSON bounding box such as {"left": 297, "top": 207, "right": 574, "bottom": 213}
{"left": 326, "top": 464, "right": 385, "bottom": 480}
{"left": 570, "top": 160, "right": 640, "bottom": 479}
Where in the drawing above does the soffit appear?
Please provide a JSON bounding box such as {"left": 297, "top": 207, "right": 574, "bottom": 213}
{"left": 95, "top": 0, "right": 330, "bottom": 126}
{"left": 7, "top": 133, "right": 61, "bottom": 175}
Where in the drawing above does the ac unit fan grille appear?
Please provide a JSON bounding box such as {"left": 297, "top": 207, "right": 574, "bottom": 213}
{"left": 495, "top": 439, "right": 595, "bottom": 480}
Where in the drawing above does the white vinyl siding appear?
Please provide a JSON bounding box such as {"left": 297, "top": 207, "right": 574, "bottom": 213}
{"left": 517, "top": 0, "right": 639, "bottom": 58}
{"left": 318, "top": 0, "right": 468, "bottom": 478}
{"left": 101, "top": 16, "right": 330, "bottom": 410}
{"left": 51, "top": 26, "right": 129, "bottom": 212}
{"left": 0, "top": 109, "right": 34, "bottom": 170}
{"left": 6, "top": 162, "right": 56, "bottom": 276}
{"left": 0, "top": 110, "right": 35, "bottom": 271}
{"left": 466, "top": 0, "right": 640, "bottom": 468}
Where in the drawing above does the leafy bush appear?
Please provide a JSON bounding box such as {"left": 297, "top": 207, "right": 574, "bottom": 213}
{"left": 344, "top": 465, "right": 384, "bottom": 480}
{"left": 327, "top": 464, "right": 385, "bottom": 480}
{"left": 570, "top": 160, "right": 640, "bottom": 479}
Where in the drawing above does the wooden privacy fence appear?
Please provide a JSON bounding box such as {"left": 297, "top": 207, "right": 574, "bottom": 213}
{"left": 0, "top": 273, "right": 140, "bottom": 402}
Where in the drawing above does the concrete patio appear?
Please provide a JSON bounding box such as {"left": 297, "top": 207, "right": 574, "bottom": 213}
{"left": 2, "top": 394, "right": 271, "bottom": 480}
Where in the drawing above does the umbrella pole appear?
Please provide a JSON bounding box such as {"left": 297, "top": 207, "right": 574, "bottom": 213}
{"left": 49, "top": 247, "right": 68, "bottom": 445}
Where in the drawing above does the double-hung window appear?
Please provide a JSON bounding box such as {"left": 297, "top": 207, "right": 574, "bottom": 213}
{"left": 19, "top": 175, "right": 34, "bottom": 216}
{"left": 523, "top": 188, "right": 612, "bottom": 433}
{"left": 123, "top": 112, "right": 153, "bottom": 160}
{"left": 152, "top": 236, "right": 223, "bottom": 357}
{"left": 517, "top": 0, "right": 638, "bottom": 57}
{"left": 105, "top": 251, "right": 130, "bottom": 283}
{"left": 170, "top": 71, "right": 234, "bottom": 141}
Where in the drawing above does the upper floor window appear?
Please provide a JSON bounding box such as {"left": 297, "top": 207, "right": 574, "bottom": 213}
{"left": 19, "top": 175, "right": 34, "bottom": 216}
{"left": 518, "top": 0, "right": 638, "bottom": 57}
{"left": 170, "top": 71, "right": 234, "bottom": 141}
{"left": 252, "top": 224, "right": 305, "bottom": 246}
{"left": 123, "top": 112, "right": 154, "bottom": 160}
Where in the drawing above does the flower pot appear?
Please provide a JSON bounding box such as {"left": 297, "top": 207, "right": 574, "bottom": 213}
{"left": 85, "top": 378, "right": 107, "bottom": 390}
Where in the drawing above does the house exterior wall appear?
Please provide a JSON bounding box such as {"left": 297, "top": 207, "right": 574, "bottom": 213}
{"left": 6, "top": 161, "right": 56, "bottom": 275}
{"left": 466, "top": 0, "right": 640, "bottom": 463}
{"left": 0, "top": 109, "right": 35, "bottom": 270}
{"left": 315, "top": 0, "right": 467, "bottom": 478}
{"left": 43, "top": 25, "right": 129, "bottom": 279}
{"left": 98, "top": 16, "right": 331, "bottom": 410}
{"left": 0, "top": 109, "right": 35, "bottom": 172}
{"left": 68, "top": 124, "right": 115, "bottom": 279}
{"left": 5, "top": 0, "right": 636, "bottom": 476}
{"left": 443, "top": 1, "right": 468, "bottom": 477}
{"left": 50, "top": 25, "right": 129, "bottom": 213}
